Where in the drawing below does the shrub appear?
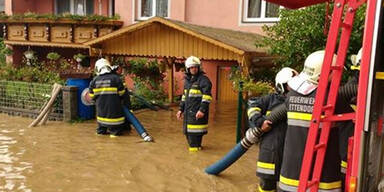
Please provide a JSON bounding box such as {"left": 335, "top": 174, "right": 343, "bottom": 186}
{"left": 121, "top": 58, "right": 167, "bottom": 108}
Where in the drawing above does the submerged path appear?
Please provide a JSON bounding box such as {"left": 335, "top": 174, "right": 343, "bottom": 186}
{"left": 0, "top": 102, "right": 259, "bottom": 192}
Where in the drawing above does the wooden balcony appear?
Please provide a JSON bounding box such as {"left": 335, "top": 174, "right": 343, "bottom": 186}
{"left": 2, "top": 19, "right": 123, "bottom": 48}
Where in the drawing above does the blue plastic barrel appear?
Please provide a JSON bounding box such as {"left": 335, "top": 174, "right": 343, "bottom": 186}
{"left": 66, "top": 78, "right": 95, "bottom": 119}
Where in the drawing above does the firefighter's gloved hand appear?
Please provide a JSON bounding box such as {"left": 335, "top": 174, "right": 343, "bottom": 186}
{"left": 245, "top": 127, "right": 264, "bottom": 144}
{"left": 261, "top": 120, "right": 272, "bottom": 132}
{"left": 143, "top": 135, "right": 154, "bottom": 142}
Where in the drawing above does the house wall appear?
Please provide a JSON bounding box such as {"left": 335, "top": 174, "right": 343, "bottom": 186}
{"left": 117, "top": 0, "right": 265, "bottom": 35}
{"left": 94, "top": 0, "right": 110, "bottom": 15}
{"left": 36, "top": 0, "right": 54, "bottom": 14}
{"left": 8, "top": 0, "right": 53, "bottom": 14}
{"left": 114, "top": 0, "right": 134, "bottom": 27}
{"left": 5, "top": 0, "right": 108, "bottom": 15}
{"left": 5, "top": 0, "right": 267, "bottom": 35}
{"left": 5, "top": 0, "right": 12, "bottom": 14}
{"left": 184, "top": 0, "right": 265, "bottom": 34}
{"left": 170, "top": 0, "right": 185, "bottom": 21}
{"left": 11, "top": 0, "right": 36, "bottom": 13}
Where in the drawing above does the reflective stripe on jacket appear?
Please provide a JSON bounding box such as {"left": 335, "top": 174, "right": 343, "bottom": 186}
{"left": 274, "top": 90, "right": 342, "bottom": 192}
{"left": 248, "top": 93, "right": 287, "bottom": 180}
{"left": 179, "top": 72, "right": 212, "bottom": 135}
{"left": 89, "top": 73, "right": 125, "bottom": 127}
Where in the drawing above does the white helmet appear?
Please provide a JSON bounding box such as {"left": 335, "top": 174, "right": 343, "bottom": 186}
{"left": 275, "top": 67, "right": 298, "bottom": 94}
{"left": 300, "top": 50, "right": 337, "bottom": 84}
{"left": 95, "top": 58, "right": 112, "bottom": 75}
{"left": 350, "top": 48, "right": 362, "bottom": 70}
{"left": 351, "top": 48, "right": 362, "bottom": 66}
{"left": 185, "top": 56, "right": 201, "bottom": 69}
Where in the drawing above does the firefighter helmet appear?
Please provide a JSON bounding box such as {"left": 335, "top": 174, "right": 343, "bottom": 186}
{"left": 185, "top": 56, "right": 201, "bottom": 69}
{"left": 350, "top": 48, "right": 362, "bottom": 71}
{"left": 275, "top": 67, "right": 298, "bottom": 94}
{"left": 351, "top": 48, "right": 362, "bottom": 66}
{"left": 95, "top": 58, "right": 112, "bottom": 75}
{"left": 300, "top": 50, "right": 337, "bottom": 84}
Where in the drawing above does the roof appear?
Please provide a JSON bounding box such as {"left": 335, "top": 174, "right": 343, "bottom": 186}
{"left": 85, "top": 17, "right": 266, "bottom": 55}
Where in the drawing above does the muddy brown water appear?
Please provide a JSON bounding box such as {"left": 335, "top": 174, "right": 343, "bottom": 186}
{"left": 0, "top": 103, "right": 259, "bottom": 192}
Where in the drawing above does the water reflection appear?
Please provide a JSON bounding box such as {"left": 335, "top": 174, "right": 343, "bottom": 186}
{"left": 0, "top": 102, "right": 258, "bottom": 192}
{"left": 0, "top": 120, "right": 32, "bottom": 192}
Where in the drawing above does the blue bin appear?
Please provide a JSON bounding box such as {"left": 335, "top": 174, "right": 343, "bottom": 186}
{"left": 66, "top": 78, "right": 95, "bottom": 120}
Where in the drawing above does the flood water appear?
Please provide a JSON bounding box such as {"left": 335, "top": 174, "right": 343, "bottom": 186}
{"left": 0, "top": 102, "right": 259, "bottom": 192}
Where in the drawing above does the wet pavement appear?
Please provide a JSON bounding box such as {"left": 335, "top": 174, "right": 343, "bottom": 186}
{"left": 0, "top": 102, "right": 259, "bottom": 192}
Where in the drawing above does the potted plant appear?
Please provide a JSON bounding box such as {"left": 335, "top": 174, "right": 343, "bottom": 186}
{"left": 73, "top": 53, "right": 86, "bottom": 63}
{"left": 23, "top": 49, "right": 35, "bottom": 66}
{"left": 24, "top": 50, "right": 35, "bottom": 60}
{"left": 46, "top": 52, "right": 61, "bottom": 61}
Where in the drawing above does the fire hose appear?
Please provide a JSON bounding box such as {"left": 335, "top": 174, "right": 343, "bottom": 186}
{"left": 205, "top": 127, "right": 263, "bottom": 175}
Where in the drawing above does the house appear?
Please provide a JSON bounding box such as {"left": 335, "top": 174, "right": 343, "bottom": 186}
{"left": 1, "top": 0, "right": 277, "bottom": 102}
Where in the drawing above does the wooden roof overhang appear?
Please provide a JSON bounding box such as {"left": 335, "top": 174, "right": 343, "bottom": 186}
{"left": 4, "top": 40, "right": 88, "bottom": 48}
{"left": 84, "top": 17, "right": 269, "bottom": 68}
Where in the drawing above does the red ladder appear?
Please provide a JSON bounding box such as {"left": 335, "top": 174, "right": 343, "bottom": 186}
{"left": 297, "top": 0, "right": 365, "bottom": 191}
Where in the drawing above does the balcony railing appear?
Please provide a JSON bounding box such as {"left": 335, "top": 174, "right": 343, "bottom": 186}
{"left": 1, "top": 18, "right": 123, "bottom": 48}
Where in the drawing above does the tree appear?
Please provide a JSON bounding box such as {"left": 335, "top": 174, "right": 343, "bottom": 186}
{"left": 256, "top": 3, "right": 366, "bottom": 73}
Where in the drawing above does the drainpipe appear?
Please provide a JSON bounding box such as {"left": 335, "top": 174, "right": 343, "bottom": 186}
{"left": 236, "top": 81, "right": 244, "bottom": 143}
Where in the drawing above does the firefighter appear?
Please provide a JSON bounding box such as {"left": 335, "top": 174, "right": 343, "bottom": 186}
{"left": 89, "top": 58, "right": 126, "bottom": 137}
{"left": 176, "top": 56, "right": 212, "bottom": 152}
{"left": 260, "top": 50, "right": 357, "bottom": 192}
{"left": 247, "top": 67, "right": 298, "bottom": 192}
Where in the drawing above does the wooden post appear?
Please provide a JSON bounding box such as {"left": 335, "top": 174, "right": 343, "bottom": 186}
{"left": 165, "top": 57, "right": 175, "bottom": 103}
{"left": 29, "top": 83, "right": 62, "bottom": 127}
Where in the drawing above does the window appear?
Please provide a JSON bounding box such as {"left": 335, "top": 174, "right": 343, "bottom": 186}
{"left": 109, "top": 0, "right": 115, "bottom": 16}
{"left": 243, "top": 0, "right": 280, "bottom": 22}
{"left": 138, "top": 0, "right": 169, "bottom": 20}
{"left": 0, "top": 0, "right": 5, "bottom": 12}
{"left": 55, "top": 0, "right": 94, "bottom": 15}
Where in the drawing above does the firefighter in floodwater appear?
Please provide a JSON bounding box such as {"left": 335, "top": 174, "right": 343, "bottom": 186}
{"left": 247, "top": 67, "right": 298, "bottom": 192}
{"left": 89, "top": 58, "right": 126, "bottom": 138}
{"left": 259, "top": 50, "right": 357, "bottom": 192}
{"left": 176, "top": 56, "right": 212, "bottom": 152}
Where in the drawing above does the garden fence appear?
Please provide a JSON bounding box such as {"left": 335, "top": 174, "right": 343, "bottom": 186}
{"left": 0, "top": 80, "right": 63, "bottom": 120}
